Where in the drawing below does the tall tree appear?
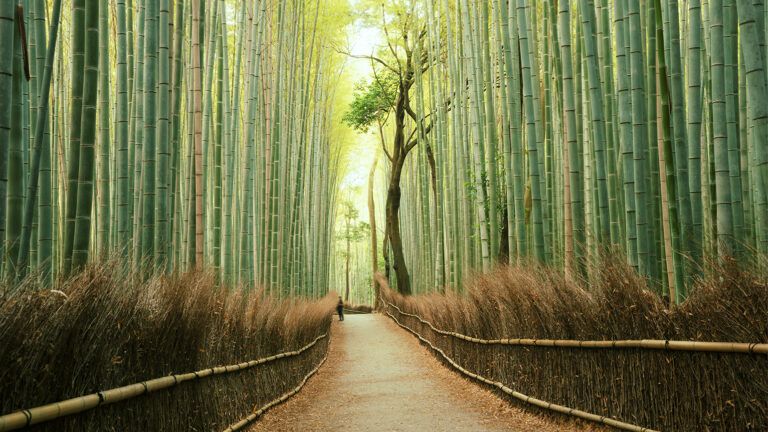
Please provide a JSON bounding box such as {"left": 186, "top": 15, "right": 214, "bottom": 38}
{"left": 343, "top": 15, "right": 435, "bottom": 294}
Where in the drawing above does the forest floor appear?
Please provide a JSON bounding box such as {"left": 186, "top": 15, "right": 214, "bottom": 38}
{"left": 248, "top": 313, "right": 606, "bottom": 431}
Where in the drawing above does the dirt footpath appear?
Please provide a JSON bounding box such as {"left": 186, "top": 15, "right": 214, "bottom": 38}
{"left": 248, "top": 313, "right": 604, "bottom": 431}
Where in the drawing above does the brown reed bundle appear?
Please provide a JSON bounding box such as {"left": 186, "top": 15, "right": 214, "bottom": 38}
{"left": 0, "top": 261, "right": 335, "bottom": 431}
{"left": 343, "top": 302, "right": 373, "bottom": 313}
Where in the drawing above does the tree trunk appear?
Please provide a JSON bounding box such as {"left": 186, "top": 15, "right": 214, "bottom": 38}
{"left": 368, "top": 155, "right": 379, "bottom": 307}
{"left": 345, "top": 229, "right": 350, "bottom": 302}
{"left": 386, "top": 157, "right": 411, "bottom": 295}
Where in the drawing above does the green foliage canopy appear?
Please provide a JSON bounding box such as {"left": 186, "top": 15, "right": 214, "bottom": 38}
{"left": 342, "top": 72, "right": 398, "bottom": 132}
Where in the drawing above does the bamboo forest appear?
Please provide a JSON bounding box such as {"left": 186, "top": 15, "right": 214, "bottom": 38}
{"left": 0, "top": 1, "right": 766, "bottom": 431}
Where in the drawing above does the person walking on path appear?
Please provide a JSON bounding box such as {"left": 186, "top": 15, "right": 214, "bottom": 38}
{"left": 336, "top": 297, "right": 344, "bottom": 321}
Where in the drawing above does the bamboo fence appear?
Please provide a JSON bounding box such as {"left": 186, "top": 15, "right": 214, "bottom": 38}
{"left": 222, "top": 351, "right": 329, "bottom": 431}
{"left": 0, "top": 333, "right": 328, "bottom": 431}
{"left": 382, "top": 294, "right": 768, "bottom": 430}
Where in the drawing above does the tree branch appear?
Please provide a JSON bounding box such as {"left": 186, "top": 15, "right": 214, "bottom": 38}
{"left": 381, "top": 5, "right": 403, "bottom": 76}
{"left": 378, "top": 119, "right": 394, "bottom": 163}
{"left": 334, "top": 47, "right": 399, "bottom": 75}
{"left": 405, "top": 120, "right": 434, "bottom": 154}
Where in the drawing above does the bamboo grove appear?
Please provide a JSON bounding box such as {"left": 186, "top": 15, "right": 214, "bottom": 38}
{"left": 0, "top": 0, "right": 349, "bottom": 296}
{"left": 348, "top": 0, "right": 768, "bottom": 301}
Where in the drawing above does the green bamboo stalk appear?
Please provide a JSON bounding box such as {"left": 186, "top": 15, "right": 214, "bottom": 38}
{"left": 737, "top": 0, "right": 768, "bottom": 252}
{"left": 169, "top": 0, "right": 185, "bottom": 269}
{"left": 155, "top": 0, "right": 170, "bottom": 266}
{"left": 578, "top": 0, "right": 610, "bottom": 245}
{"left": 71, "top": 0, "right": 99, "bottom": 269}
{"left": 6, "top": 6, "right": 23, "bottom": 275}
{"left": 139, "top": 0, "right": 157, "bottom": 263}
{"left": 116, "top": 0, "right": 130, "bottom": 248}
{"left": 16, "top": 0, "right": 63, "bottom": 280}
{"left": 459, "top": 0, "right": 490, "bottom": 271}
{"left": 499, "top": 0, "right": 525, "bottom": 260}
{"left": 615, "top": 0, "right": 637, "bottom": 269}
{"left": 479, "top": 0, "right": 500, "bottom": 259}
{"left": 655, "top": 0, "right": 686, "bottom": 301}
{"left": 558, "top": 0, "right": 585, "bottom": 274}
{"left": 724, "top": 0, "right": 744, "bottom": 255}
{"left": 710, "top": 0, "right": 734, "bottom": 255}
{"left": 516, "top": 0, "right": 545, "bottom": 262}
{"left": 628, "top": 0, "right": 653, "bottom": 279}
{"left": 130, "top": 1, "right": 146, "bottom": 264}
{"left": 191, "top": 0, "right": 203, "bottom": 267}
{"left": 687, "top": 0, "right": 704, "bottom": 265}
{"left": 34, "top": 0, "right": 52, "bottom": 282}
{"left": 96, "top": 0, "right": 109, "bottom": 255}
{"left": 0, "top": 1, "right": 15, "bottom": 275}
{"left": 62, "top": 0, "right": 86, "bottom": 273}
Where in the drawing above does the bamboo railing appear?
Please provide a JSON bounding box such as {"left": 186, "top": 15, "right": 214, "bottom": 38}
{"left": 0, "top": 333, "right": 328, "bottom": 431}
{"left": 385, "top": 300, "right": 768, "bottom": 354}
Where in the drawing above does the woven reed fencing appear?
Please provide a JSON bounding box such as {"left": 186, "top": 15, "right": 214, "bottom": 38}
{"left": 223, "top": 350, "right": 329, "bottom": 431}
{"left": 0, "top": 264, "right": 336, "bottom": 431}
{"left": 377, "top": 262, "right": 768, "bottom": 432}
{"left": 0, "top": 334, "right": 328, "bottom": 431}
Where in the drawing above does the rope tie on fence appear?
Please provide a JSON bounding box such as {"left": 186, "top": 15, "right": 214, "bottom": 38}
{"left": 381, "top": 305, "right": 658, "bottom": 432}
{"left": 0, "top": 333, "right": 328, "bottom": 432}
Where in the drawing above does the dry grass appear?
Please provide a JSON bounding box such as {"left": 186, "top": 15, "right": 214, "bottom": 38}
{"left": 381, "top": 258, "right": 768, "bottom": 431}
{"left": 343, "top": 302, "right": 373, "bottom": 313}
{"left": 0, "top": 261, "right": 335, "bottom": 431}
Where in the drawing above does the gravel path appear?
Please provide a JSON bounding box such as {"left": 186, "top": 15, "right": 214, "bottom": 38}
{"left": 248, "top": 313, "right": 606, "bottom": 431}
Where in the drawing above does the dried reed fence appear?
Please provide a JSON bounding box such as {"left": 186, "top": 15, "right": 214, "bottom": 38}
{"left": 223, "top": 350, "right": 329, "bottom": 431}
{"left": 343, "top": 302, "right": 374, "bottom": 314}
{"left": 378, "top": 259, "right": 768, "bottom": 432}
{"left": 0, "top": 262, "right": 336, "bottom": 431}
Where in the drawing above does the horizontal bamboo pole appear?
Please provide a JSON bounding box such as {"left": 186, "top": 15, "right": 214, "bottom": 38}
{"left": 383, "top": 299, "right": 768, "bottom": 354}
{"left": 384, "top": 310, "right": 658, "bottom": 432}
{"left": 0, "top": 333, "right": 328, "bottom": 432}
{"left": 222, "top": 350, "right": 328, "bottom": 431}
